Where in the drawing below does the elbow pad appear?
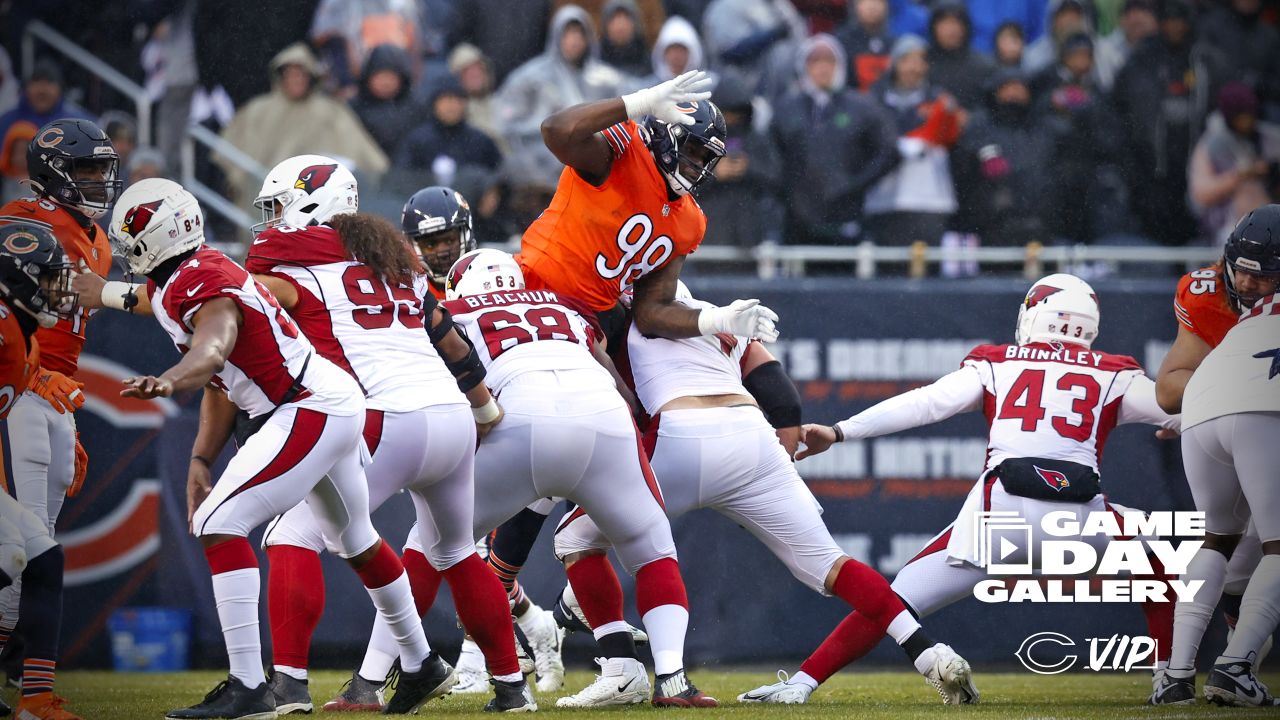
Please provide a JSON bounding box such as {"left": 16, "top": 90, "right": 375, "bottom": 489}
{"left": 742, "top": 360, "right": 801, "bottom": 429}
{"left": 443, "top": 330, "right": 488, "bottom": 393}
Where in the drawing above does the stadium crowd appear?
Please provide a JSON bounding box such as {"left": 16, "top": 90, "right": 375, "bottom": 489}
{"left": 1, "top": 0, "right": 1278, "bottom": 254}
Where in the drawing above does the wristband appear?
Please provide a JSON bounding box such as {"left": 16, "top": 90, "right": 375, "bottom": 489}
{"left": 832, "top": 424, "right": 845, "bottom": 443}
{"left": 472, "top": 398, "right": 500, "bottom": 424}
{"left": 191, "top": 455, "right": 212, "bottom": 467}
{"left": 103, "top": 281, "right": 141, "bottom": 312}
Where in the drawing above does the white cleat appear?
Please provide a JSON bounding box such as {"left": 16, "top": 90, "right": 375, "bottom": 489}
{"left": 918, "top": 643, "right": 979, "bottom": 705}
{"left": 453, "top": 638, "right": 490, "bottom": 694}
{"left": 1205, "top": 653, "right": 1279, "bottom": 707}
{"left": 736, "top": 670, "right": 812, "bottom": 704}
{"left": 555, "top": 657, "right": 651, "bottom": 708}
{"left": 523, "top": 608, "right": 566, "bottom": 692}
{"left": 515, "top": 629, "right": 536, "bottom": 676}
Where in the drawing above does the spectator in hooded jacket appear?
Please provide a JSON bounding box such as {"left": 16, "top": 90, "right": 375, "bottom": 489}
{"left": 1111, "top": 0, "right": 1227, "bottom": 245}
{"left": 1024, "top": 0, "right": 1096, "bottom": 74}
{"left": 0, "top": 61, "right": 92, "bottom": 149}
{"left": 1188, "top": 82, "right": 1280, "bottom": 242}
{"left": 834, "top": 0, "right": 895, "bottom": 92}
{"left": 925, "top": 1, "right": 994, "bottom": 111}
{"left": 952, "top": 68, "right": 1061, "bottom": 246}
{"left": 397, "top": 77, "right": 502, "bottom": 185}
{"left": 1198, "top": 0, "right": 1280, "bottom": 122}
{"left": 994, "top": 21, "right": 1026, "bottom": 68}
{"left": 631, "top": 15, "right": 713, "bottom": 90}
{"left": 494, "top": 4, "right": 626, "bottom": 189}
{"left": 310, "top": 0, "right": 424, "bottom": 97}
{"left": 772, "top": 34, "right": 900, "bottom": 244}
{"left": 600, "top": 0, "right": 651, "bottom": 76}
{"left": 864, "top": 34, "right": 962, "bottom": 246}
{"left": 1094, "top": 0, "right": 1157, "bottom": 90}
{"left": 219, "top": 42, "right": 389, "bottom": 206}
{"left": 702, "top": 0, "right": 807, "bottom": 102}
{"left": 350, "top": 44, "right": 423, "bottom": 156}
{"left": 699, "top": 73, "right": 783, "bottom": 248}
{"left": 448, "top": 43, "right": 502, "bottom": 144}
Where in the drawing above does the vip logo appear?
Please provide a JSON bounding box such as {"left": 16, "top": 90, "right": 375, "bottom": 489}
{"left": 1016, "top": 632, "right": 1158, "bottom": 675}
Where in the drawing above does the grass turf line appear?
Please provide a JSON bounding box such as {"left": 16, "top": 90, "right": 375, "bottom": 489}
{"left": 47, "top": 669, "right": 1280, "bottom": 719}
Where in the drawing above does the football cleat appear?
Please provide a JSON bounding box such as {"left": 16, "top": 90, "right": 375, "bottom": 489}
{"left": 553, "top": 585, "right": 648, "bottom": 645}
{"left": 266, "top": 672, "right": 312, "bottom": 715}
{"left": 1147, "top": 669, "right": 1196, "bottom": 705}
{"left": 453, "top": 638, "right": 490, "bottom": 694}
{"left": 737, "top": 670, "right": 812, "bottom": 704}
{"left": 918, "top": 643, "right": 979, "bottom": 705}
{"left": 1205, "top": 654, "right": 1279, "bottom": 707}
{"left": 321, "top": 670, "right": 385, "bottom": 712}
{"left": 652, "top": 668, "right": 718, "bottom": 708}
{"left": 522, "top": 608, "right": 566, "bottom": 692}
{"left": 515, "top": 632, "right": 535, "bottom": 676}
{"left": 483, "top": 678, "right": 537, "bottom": 713}
{"left": 165, "top": 675, "right": 277, "bottom": 720}
{"left": 1226, "top": 622, "right": 1272, "bottom": 672}
{"left": 556, "top": 658, "right": 650, "bottom": 708}
{"left": 15, "top": 692, "right": 81, "bottom": 720}
{"left": 381, "top": 652, "right": 456, "bottom": 714}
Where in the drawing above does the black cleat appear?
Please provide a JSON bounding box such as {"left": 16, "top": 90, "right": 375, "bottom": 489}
{"left": 322, "top": 670, "right": 386, "bottom": 712}
{"left": 382, "top": 652, "right": 457, "bottom": 714}
{"left": 166, "top": 675, "right": 277, "bottom": 719}
{"left": 1148, "top": 670, "right": 1196, "bottom": 705}
{"left": 483, "top": 678, "right": 537, "bottom": 712}
{"left": 267, "top": 671, "right": 313, "bottom": 714}
{"left": 1205, "top": 655, "right": 1280, "bottom": 707}
{"left": 652, "top": 669, "right": 718, "bottom": 708}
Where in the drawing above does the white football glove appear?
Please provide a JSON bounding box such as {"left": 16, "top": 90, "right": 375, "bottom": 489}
{"left": 697, "top": 299, "right": 780, "bottom": 342}
{"left": 621, "top": 70, "right": 714, "bottom": 126}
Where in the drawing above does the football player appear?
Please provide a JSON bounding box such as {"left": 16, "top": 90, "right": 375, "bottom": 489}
{"left": 246, "top": 158, "right": 528, "bottom": 713}
{"left": 0, "top": 221, "right": 82, "bottom": 720}
{"left": 360, "top": 249, "right": 717, "bottom": 707}
{"left": 798, "top": 275, "right": 1181, "bottom": 702}
{"left": 100, "top": 178, "right": 440, "bottom": 720}
{"left": 402, "top": 185, "right": 565, "bottom": 695}
{"left": 0, "top": 119, "right": 118, "bottom": 674}
{"left": 553, "top": 281, "right": 978, "bottom": 706}
{"left": 1158, "top": 206, "right": 1280, "bottom": 706}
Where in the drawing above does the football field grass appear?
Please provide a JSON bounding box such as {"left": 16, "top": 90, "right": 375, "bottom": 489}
{"left": 50, "top": 668, "right": 1280, "bottom": 719}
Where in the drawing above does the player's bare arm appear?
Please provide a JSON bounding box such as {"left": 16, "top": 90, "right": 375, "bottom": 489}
{"left": 252, "top": 273, "right": 300, "bottom": 309}
{"left": 122, "top": 297, "right": 241, "bottom": 399}
{"left": 428, "top": 305, "right": 502, "bottom": 437}
{"left": 1154, "top": 325, "right": 1212, "bottom": 414}
{"left": 632, "top": 257, "right": 780, "bottom": 341}
{"left": 186, "top": 387, "right": 237, "bottom": 529}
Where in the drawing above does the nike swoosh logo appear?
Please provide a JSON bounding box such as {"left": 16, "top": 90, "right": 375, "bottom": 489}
{"left": 186, "top": 283, "right": 204, "bottom": 297}
{"left": 253, "top": 236, "right": 272, "bottom": 244}
{"left": 617, "top": 678, "right": 634, "bottom": 693}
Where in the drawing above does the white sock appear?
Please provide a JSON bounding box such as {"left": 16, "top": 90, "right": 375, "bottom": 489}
{"left": 592, "top": 620, "right": 632, "bottom": 640}
{"left": 642, "top": 604, "right": 688, "bottom": 676}
{"left": 791, "top": 671, "right": 819, "bottom": 690}
{"left": 1169, "top": 548, "right": 1229, "bottom": 674}
{"left": 359, "top": 614, "right": 401, "bottom": 682}
{"left": 514, "top": 602, "right": 545, "bottom": 635}
{"left": 273, "top": 664, "right": 308, "bottom": 681}
{"left": 886, "top": 610, "right": 921, "bottom": 645}
{"left": 212, "top": 568, "right": 266, "bottom": 689}
{"left": 365, "top": 573, "right": 429, "bottom": 673}
{"left": 493, "top": 672, "right": 522, "bottom": 683}
{"left": 1223, "top": 555, "right": 1280, "bottom": 662}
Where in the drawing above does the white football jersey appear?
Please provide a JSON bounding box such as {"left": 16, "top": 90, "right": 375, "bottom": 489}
{"left": 246, "top": 225, "right": 463, "bottom": 412}
{"left": 443, "top": 289, "right": 614, "bottom": 395}
{"left": 1183, "top": 294, "right": 1280, "bottom": 430}
{"left": 627, "top": 297, "right": 752, "bottom": 414}
{"left": 963, "top": 343, "right": 1151, "bottom": 472}
{"left": 151, "top": 247, "right": 361, "bottom": 418}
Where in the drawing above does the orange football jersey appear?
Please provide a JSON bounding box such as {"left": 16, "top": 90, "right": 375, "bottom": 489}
{"left": 1173, "top": 263, "right": 1238, "bottom": 348}
{"left": 0, "top": 298, "right": 39, "bottom": 420}
{"left": 0, "top": 197, "right": 110, "bottom": 376}
{"left": 516, "top": 120, "right": 707, "bottom": 312}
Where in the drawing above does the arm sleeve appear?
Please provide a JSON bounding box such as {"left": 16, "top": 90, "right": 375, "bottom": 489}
{"left": 835, "top": 364, "right": 985, "bottom": 440}
{"left": 1118, "top": 374, "right": 1181, "bottom": 433}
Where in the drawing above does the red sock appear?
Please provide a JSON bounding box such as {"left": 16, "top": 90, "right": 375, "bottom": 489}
{"left": 830, "top": 560, "right": 906, "bottom": 631}
{"left": 266, "top": 546, "right": 325, "bottom": 670}
{"left": 799, "top": 611, "right": 884, "bottom": 683}
{"left": 353, "top": 540, "right": 404, "bottom": 589}
{"left": 444, "top": 554, "right": 519, "bottom": 676}
{"left": 635, "top": 557, "right": 687, "bottom": 615}
{"left": 204, "top": 537, "right": 258, "bottom": 573}
{"left": 565, "top": 553, "right": 625, "bottom": 628}
{"left": 1140, "top": 555, "right": 1174, "bottom": 662}
{"left": 402, "top": 549, "right": 444, "bottom": 616}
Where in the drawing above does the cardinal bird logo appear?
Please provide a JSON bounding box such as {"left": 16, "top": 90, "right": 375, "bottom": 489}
{"left": 1024, "top": 284, "right": 1063, "bottom": 309}
{"left": 294, "top": 164, "right": 338, "bottom": 193}
{"left": 120, "top": 200, "right": 164, "bottom": 237}
{"left": 1035, "top": 465, "right": 1071, "bottom": 492}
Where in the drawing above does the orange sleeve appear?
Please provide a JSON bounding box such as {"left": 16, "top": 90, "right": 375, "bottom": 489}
{"left": 0, "top": 309, "right": 33, "bottom": 419}
{"left": 1174, "top": 268, "right": 1237, "bottom": 348}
